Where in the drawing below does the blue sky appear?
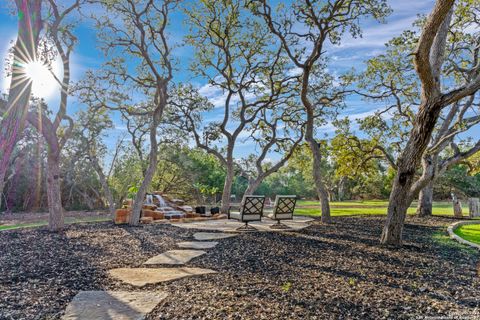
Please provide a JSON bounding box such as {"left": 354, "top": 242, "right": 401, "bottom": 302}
{"left": 0, "top": 0, "right": 438, "bottom": 161}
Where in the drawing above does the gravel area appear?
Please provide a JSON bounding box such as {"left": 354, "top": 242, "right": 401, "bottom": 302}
{"left": 0, "top": 216, "right": 479, "bottom": 319}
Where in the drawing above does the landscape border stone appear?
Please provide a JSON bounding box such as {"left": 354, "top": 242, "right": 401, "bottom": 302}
{"left": 447, "top": 220, "right": 480, "bottom": 250}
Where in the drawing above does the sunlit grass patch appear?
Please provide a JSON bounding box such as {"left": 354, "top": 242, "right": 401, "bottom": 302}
{"left": 295, "top": 200, "right": 456, "bottom": 217}
{"left": 0, "top": 222, "right": 47, "bottom": 231}
{"left": 0, "top": 216, "right": 111, "bottom": 231}
{"left": 432, "top": 231, "right": 478, "bottom": 255}
{"left": 454, "top": 224, "right": 480, "bottom": 245}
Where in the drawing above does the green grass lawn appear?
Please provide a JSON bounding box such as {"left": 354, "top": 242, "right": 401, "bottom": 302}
{"left": 295, "top": 200, "right": 456, "bottom": 217}
{"left": 0, "top": 221, "right": 47, "bottom": 231}
{"left": 0, "top": 200, "right": 467, "bottom": 231}
{"left": 0, "top": 216, "right": 111, "bottom": 231}
{"left": 454, "top": 224, "right": 480, "bottom": 245}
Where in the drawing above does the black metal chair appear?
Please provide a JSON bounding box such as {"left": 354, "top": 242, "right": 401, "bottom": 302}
{"left": 228, "top": 195, "right": 265, "bottom": 231}
{"left": 265, "top": 195, "right": 297, "bottom": 229}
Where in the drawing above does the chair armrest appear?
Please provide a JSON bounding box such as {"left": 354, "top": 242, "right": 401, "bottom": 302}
{"left": 228, "top": 205, "right": 241, "bottom": 219}
{"left": 228, "top": 205, "right": 241, "bottom": 212}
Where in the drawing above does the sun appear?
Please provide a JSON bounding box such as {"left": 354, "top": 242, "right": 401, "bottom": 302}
{"left": 25, "top": 60, "right": 50, "bottom": 85}
{"left": 23, "top": 60, "right": 58, "bottom": 99}
{"left": 1, "top": 42, "right": 61, "bottom": 100}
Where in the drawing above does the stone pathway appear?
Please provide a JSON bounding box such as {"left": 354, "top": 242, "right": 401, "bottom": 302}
{"left": 62, "top": 291, "right": 168, "bottom": 320}
{"left": 173, "top": 216, "right": 314, "bottom": 232}
{"left": 108, "top": 267, "right": 217, "bottom": 287}
{"left": 62, "top": 218, "right": 313, "bottom": 318}
{"left": 193, "top": 232, "right": 238, "bottom": 240}
{"left": 143, "top": 249, "right": 206, "bottom": 265}
{"left": 177, "top": 241, "right": 219, "bottom": 249}
{"left": 63, "top": 231, "right": 237, "bottom": 319}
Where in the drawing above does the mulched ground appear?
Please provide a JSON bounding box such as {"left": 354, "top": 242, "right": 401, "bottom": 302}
{"left": 0, "top": 216, "right": 479, "bottom": 320}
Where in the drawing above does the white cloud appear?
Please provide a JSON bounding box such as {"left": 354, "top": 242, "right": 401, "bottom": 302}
{"left": 197, "top": 81, "right": 258, "bottom": 110}
{"left": 287, "top": 66, "right": 303, "bottom": 77}
{"left": 331, "top": 17, "right": 414, "bottom": 51}
{"left": 349, "top": 110, "right": 378, "bottom": 120}
{"left": 389, "top": 0, "right": 434, "bottom": 14}
{"left": 326, "top": 0, "right": 434, "bottom": 58}
{"left": 113, "top": 125, "right": 128, "bottom": 131}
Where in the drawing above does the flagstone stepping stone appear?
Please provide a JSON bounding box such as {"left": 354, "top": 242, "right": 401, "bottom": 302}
{"left": 62, "top": 290, "right": 167, "bottom": 320}
{"left": 173, "top": 216, "right": 313, "bottom": 232}
{"left": 193, "top": 232, "right": 237, "bottom": 241}
{"left": 143, "top": 249, "right": 206, "bottom": 265}
{"left": 177, "top": 241, "right": 219, "bottom": 249}
{"left": 109, "top": 267, "right": 216, "bottom": 287}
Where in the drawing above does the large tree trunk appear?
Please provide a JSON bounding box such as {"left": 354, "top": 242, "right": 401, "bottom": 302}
{"left": 306, "top": 135, "right": 331, "bottom": 223}
{"left": 89, "top": 154, "right": 116, "bottom": 217}
{"left": 416, "top": 180, "right": 434, "bottom": 217}
{"left": 452, "top": 193, "right": 463, "bottom": 218}
{"left": 338, "top": 176, "right": 346, "bottom": 201}
{"left": 381, "top": 0, "right": 455, "bottom": 246}
{"left": 381, "top": 174, "right": 414, "bottom": 246}
{"left": 453, "top": 201, "right": 463, "bottom": 218}
{"left": 74, "top": 187, "right": 95, "bottom": 210}
{"left": 35, "top": 116, "right": 65, "bottom": 232}
{"left": 130, "top": 151, "right": 157, "bottom": 225}
{"left": 46, "top": 152, "right": 64, "bottom": 232}
{"left": 0, "top": 1, "right": 43, "bottom": 208}
{"left": 381, "top": 101, "right": 442, "bottom": 245}
{"left": 0, "top": 172, "right": 5, "bottom": 211}
{"left": 220, "top": 163, "right": 235, "bottom": 214}
{"left": 129, "top": 114, "right": 160, "bottom": 225}
{"left": 469, "top": 198, "right": 480, "bottom": 218}
{"left": 243, "top": 178, "right": 262, "bottom": 198}
{"left": 300, "top": 62, "right": 331, "bottom": 224}
{"left": 32, "top": 142, "right": 44, "bottom": 211}
{"left": 130, "top": 153, "right": 157, "bottom": 225}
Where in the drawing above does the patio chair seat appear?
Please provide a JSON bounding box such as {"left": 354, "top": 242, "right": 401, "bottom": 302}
{"left": 230, "top": 212, "right": 261, "bottom": 221}
{"left": 228, "top": 195, "right": 265, "bottom": 231}
{"left": 268, "top": 195, "right": 297, "bottom": 229}
{"left": 266, "top": 212, "right": 292, "bottom": 220}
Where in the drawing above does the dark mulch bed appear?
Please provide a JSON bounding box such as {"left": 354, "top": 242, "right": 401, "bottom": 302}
{"left": 0, "top": 216, "right": 479, "bottom": 320}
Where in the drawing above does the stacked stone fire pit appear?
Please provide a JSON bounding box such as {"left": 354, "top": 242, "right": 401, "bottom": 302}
{"left": 114, "top": 192, "right": 225, "bottom": 224}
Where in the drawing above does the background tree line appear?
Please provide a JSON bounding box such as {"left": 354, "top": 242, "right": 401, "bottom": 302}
{"left": 2, "top": 136, "right": 478, "bottom": 213}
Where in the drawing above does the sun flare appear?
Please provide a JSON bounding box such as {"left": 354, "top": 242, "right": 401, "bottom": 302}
{"left": 23, "top": 60, "right": 58, "bottom": 98}
{"left": 1, "top": 42, "right": 61, "bottom": 101}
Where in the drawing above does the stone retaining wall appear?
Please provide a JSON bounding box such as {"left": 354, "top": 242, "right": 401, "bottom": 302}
{"left": 447, "top": 220, "right": 480, "bottom": 250}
